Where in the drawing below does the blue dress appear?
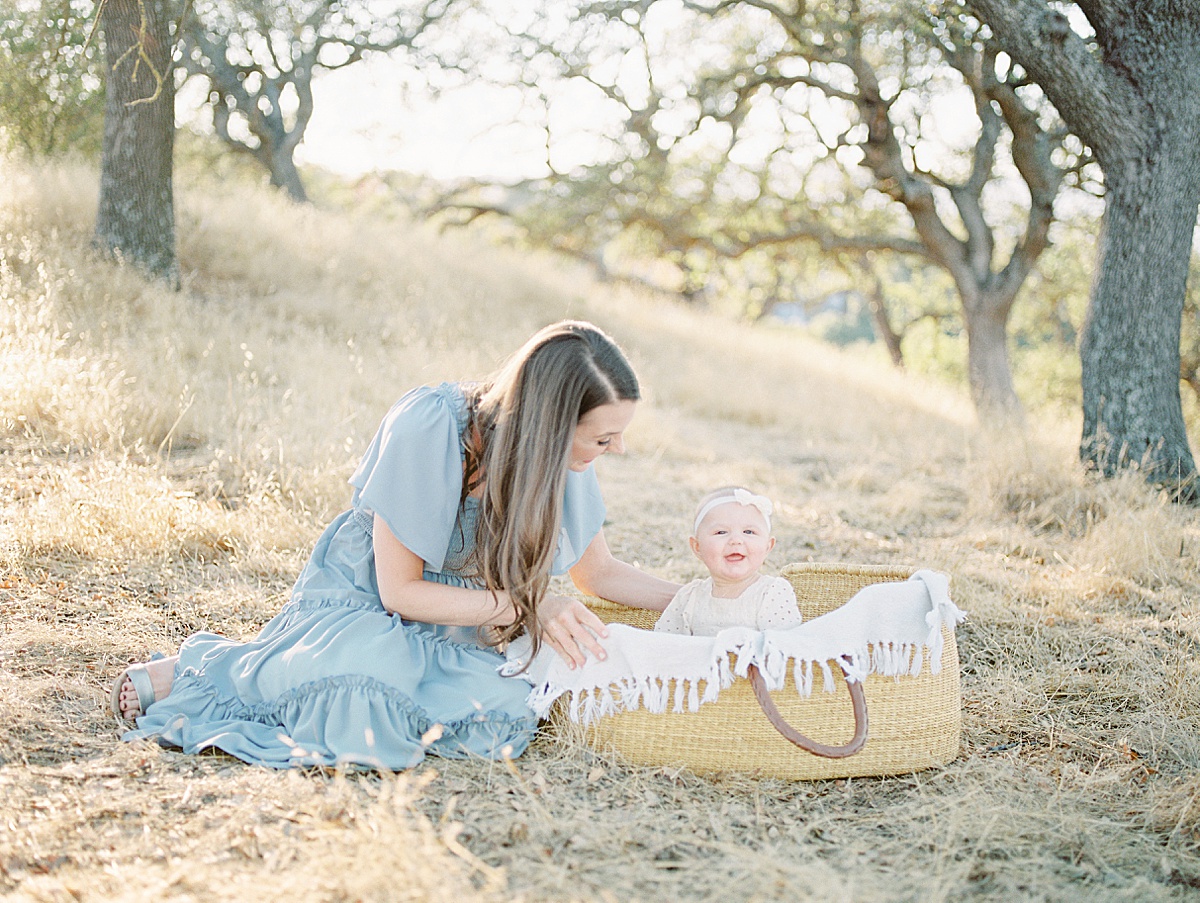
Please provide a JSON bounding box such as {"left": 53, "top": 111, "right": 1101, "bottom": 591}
{"left": 124, "top": 382, "right": 607, "bottom": 770}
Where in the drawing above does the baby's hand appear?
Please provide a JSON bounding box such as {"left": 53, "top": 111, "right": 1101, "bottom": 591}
{"left": 538, "top": 595, "right": 610, "bottom": 670}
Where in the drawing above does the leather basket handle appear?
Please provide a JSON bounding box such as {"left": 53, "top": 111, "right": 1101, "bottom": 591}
{"left": 746, "top": 661, "right": 869, "bottom": 758}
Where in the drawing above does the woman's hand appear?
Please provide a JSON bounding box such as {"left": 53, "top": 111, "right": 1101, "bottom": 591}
{"left": 538, "top": 595, "right": 610, "bottom": 669}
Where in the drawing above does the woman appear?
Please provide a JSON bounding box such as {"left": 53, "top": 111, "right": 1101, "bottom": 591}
{"left": 111, "top": 321, "right": 679, "bottom": 770}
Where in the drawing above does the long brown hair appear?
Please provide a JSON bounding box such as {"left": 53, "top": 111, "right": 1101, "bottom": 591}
{"left": 465, "top": 321, "right": 639, "bottom": 655}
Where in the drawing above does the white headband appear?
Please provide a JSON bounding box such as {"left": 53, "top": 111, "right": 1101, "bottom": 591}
{"left": 693, "top": 488, "right": 774, "bottom": 535}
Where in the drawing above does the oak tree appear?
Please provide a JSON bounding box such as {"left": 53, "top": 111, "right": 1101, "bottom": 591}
{"left": 968, "top": 0, "right": 1200, "bottom": 490}
{"left": 438, "top": 0, "right": 1078, "bottom": 419}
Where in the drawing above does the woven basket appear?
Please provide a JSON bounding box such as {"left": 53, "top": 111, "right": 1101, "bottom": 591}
{"left": 552, "top": 562, "right": 961, "bottom": 780}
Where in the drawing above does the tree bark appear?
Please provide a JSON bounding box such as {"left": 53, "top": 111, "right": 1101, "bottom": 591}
{"left": 93, "top": 0, "right": 178, "bottom": 287}
{"left": 1080, "top": 150, "right": 1200, "bottom": 485}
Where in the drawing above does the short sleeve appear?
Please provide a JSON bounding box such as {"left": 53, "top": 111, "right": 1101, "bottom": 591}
{"left": 552, "top": 466, "right": 607, "bottom": 573}
{"left": 349, "top": 384, "right": 464, "bottom": 571}
{"left": 654, "top": 581, "right": 700, "bottom": 634}
{"left": 756, "top": 577, "right": 803, "bottom": 630}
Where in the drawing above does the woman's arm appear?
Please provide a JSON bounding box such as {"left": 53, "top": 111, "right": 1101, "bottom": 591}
{"left": 568, "top": 529, "right": 680, "bottom": 612}
{"left": 374, "top": 514, "right": 514, "bottom": 627}
{"left": 375, "top": 514, "right": 612, "bottom": 669}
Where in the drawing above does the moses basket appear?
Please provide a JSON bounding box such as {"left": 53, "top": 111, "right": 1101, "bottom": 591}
{"left": 546, "top": 563, "right": 963, "bottom": 781}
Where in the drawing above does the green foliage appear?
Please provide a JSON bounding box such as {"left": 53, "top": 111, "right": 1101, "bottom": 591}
{"left": 0, "top": 0, "right": 105, "bottom": 158}
{"left": 902, "top": 316, "right": 967, "bottom": 384}
{"left": 807, "top": 301, "right": 875, "bottom": 346}
{"left": 849, "top": 216, "right": 1090, "bottom": 414}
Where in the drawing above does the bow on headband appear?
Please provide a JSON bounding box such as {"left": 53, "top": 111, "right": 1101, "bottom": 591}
{"left": 693, "top": 488, "right": 774, "bottom": 535}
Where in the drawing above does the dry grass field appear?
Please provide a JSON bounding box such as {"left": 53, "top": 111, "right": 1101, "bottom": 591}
{"left": 2, "top": 160, "right": 1200, "bottom": 902}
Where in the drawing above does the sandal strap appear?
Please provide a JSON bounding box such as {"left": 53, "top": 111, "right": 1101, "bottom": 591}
{"left": 125, "top": 664, "right": 158, "bottom": 712}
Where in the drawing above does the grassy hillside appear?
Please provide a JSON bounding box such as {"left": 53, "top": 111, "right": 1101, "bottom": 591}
{"left": 2, "top": 160, "right": 1199, "bottom": 901}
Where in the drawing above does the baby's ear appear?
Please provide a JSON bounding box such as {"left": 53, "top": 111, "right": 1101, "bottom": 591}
{"left": 767, "top": 536, "right": 776, "bottom": 552}
{"left": 688, "top": 535, "right": 701, "bottom": 556}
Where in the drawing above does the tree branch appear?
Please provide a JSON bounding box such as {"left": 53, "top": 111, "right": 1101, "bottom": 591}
{"left": 966, "top": 0, "right": 1147, "bottom": 159}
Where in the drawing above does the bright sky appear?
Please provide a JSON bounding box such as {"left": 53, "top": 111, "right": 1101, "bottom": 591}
{"left": 294, "top": 55, "right": 613, "bottom": 183}
{"left": 287, "top": 48, "right": 976, "bottom": 188}
{"left": 183, "top": 2, "right": 1103, "bottom": 195}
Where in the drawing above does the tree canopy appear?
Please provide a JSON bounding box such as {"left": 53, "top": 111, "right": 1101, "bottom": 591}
{"left": 433, "top": 0, "right": 1082, "bottom": 419}
{"left": 180, "top": 0, "right": 459, "bottom": 202}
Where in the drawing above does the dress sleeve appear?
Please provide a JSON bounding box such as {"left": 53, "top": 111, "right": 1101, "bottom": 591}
{"left": 654, "top": 581, "right": 698, "bottom": 634}
{"left": 551, "top": 465, "right": 607, "bottom": 574}
{"left": 756, "top": 577, "right": 803, "bottom": 630}
{"left": 348, "top": 384, "right": 463, "bottom": 571}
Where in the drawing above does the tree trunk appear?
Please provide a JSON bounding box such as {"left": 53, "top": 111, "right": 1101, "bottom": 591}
{"left": 1080, "top": 148, "right": 1200, "bottom": 489}
{"left": 268, "top": 148, "right": 310, "bottom": 204}
{"left": 93, "top": 0, "right": 178, "bottom": 287}
{"left": 865, "top": 273, "right": 904, "bottom": 368}
{"left": 963, "top": 290, "right": 1022, "bottom": 419}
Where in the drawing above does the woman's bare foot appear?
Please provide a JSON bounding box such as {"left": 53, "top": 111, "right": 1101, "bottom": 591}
{"left": 116, "top": 655, "right": 179, "bottom": 719}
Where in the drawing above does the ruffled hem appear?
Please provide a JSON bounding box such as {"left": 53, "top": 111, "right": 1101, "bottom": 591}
{"left": 121, "top": 596, "right": 538, "bottom": 771}
{"left": 126, "top": 669, "right": 537, "bottom": 771}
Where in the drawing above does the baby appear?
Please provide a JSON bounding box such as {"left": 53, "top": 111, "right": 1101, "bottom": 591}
{"left": 654, "top": 487, "right": 802, "bottom": 636}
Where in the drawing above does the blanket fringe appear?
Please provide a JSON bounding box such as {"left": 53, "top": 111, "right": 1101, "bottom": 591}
{"left": 518, "top": 569, "right": 968, "bottom": 724}
{"left": 548, "top": 636, "right": 956, "bottom": 725}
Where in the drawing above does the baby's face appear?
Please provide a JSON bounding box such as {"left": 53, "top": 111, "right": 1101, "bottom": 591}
{"left": 689, "top": 502, "right": 775, "bottom": 585}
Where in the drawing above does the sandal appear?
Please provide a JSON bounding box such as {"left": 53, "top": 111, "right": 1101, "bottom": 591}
{"left": 110, "top": 652, "right": 167, "bottom": 721}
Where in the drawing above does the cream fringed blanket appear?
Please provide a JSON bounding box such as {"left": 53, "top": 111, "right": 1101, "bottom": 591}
{"left": 501, "top": 570, "right": 967, "bottom": 725}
